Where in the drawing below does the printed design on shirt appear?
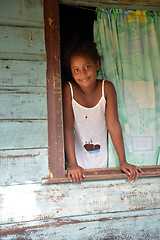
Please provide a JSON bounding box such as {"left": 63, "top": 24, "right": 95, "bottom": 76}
{"left": 83, "top": 113, "right": 101, "bottom": 155}
{"left": 84, "top": 139, "right": 101, "bottom": 155}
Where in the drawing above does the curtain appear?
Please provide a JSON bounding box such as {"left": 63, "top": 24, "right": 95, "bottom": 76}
{"left": 94, "top": 9, "right": 160, "bottom": 167}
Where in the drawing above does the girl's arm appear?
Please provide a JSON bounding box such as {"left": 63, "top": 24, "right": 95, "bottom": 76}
{"left": 63, "top": 83, "right": 85, "bottom": 183}
{"left": 105, "top": 81, "right": 143, "bottom": 181}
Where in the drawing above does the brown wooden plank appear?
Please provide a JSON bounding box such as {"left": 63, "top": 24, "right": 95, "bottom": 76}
{"left": 59, "top": 0, "right": 160, "bottom": 10}
{"left": 42, "top": 165, "right": 160, "bottom": 184}
{"left": 59, "top": 0, "right": 160, "bottom": 5}
{"left": 43, "top": 0, "right": 65, "bottom": 178}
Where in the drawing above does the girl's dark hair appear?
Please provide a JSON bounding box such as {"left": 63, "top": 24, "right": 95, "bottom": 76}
{"left": 64, "top": 40, "right": 101, "bottom": 69}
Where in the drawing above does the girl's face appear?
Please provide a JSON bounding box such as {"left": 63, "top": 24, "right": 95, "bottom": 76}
{"left": 70, "top": 54, "right": 100, "bottom": 88}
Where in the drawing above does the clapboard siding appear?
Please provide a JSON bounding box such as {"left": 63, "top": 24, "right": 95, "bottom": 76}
{"left": 0, "top": 86, "right": 47, "bottom": 119}
{"left": 0, "top": 60, "right": 46, "bottom": 87}
{"left": 0, "top": 178, "right": 159, "bottom": 224}
{"left": 0, "top": 120, "right": 47, "bottom": 150}
{"left": 0, "top": 1, "right": 160, "bottom": 239}
{"left": 0, "top": 0, "right": 48, "bottom": 187}
{"left": 0, "top": 209, "right": 160, "bottom": 240}
{"left": 0, "top": 0, "right": 44, "bottom": 27}
{"left": 0, "top": 26, "right": 46, "bottom": 61}
{"left": 0, "top": 149, "right": 48, "bottom": 186}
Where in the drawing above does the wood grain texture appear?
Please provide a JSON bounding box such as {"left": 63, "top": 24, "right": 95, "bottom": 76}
{"left": 0, "top": 86, "right": 47, "bottom": 119}
{"left": 0, "top": 26, "right": 46, "bottom": 61}
{"left": 0, "top": 120, "right": 48, "bottom": 149}
{"left": 0, "top": 1, "right": 160, "bottom": 239}
{"left": 0, "top": 149, "right": 49, "bottom": 186}
{"left": 0, "top": 0, "right": 48, "bottom": 189}
{"left": 0, "top": 177, "right": 159, "bottom": 224}
{"left": 43, "top": 0, "right": 65, "bottom": 178}
{"left": 0, "top": 60, "right": 46, "bottom": 87}
{"left": 0, "top": 0, "right": 44, "bottom": 27}
{"left": 0, "top": 209, "right": 160, "bottom": 239}
{"left": 42, "top": 166, "right": 160, "bottom": 183}
{"left": 59, "top": 0, "right": 160, "bottom": 10}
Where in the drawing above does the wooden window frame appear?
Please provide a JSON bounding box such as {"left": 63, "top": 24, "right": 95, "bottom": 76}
{"left": 42, "top": 0, "right": 160, "bottom": 184}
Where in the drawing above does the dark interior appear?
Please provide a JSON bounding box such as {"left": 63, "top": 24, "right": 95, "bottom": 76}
{"left": 59, "top": 4, "right": 96, "bottom": 85}
{"left": 59, "top": 4, "right": 96, "bottom": 168}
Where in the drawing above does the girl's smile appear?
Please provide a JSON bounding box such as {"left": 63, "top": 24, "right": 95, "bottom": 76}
{"left": 70, "top": 54, "right": 100, "bottom": 87}
{"left": 63, "top": 40, "right": 143, "bottom": 182}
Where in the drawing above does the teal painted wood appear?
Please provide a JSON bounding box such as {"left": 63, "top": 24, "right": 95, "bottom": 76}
{"left": 0, "top": 0, "right": 44, "bottom": 27}
{"left": 0, "top": 26, "right": 46, "bottom": 61}
{"left": 0, "top": 0, "right": 48, "bottom": 188}
{"left": 0, "top": 1, "right": 159, "bottom": 239}
{"left": 1, "top": 209, "right": 160, "bottom": 239}
{"left": 0, "top": 60, "right": 46, "bottom": 87}
{"left": 0, "top": 86, "right": 47, "bottom": 119}
{"left": 0, "top": 149, "right": 49, "bottom": 186}
{"left": 0, "top": 178, "right": 159, "bottom": 224}
{"left": 0, "top": 120, "right": 48, "bottom": 149}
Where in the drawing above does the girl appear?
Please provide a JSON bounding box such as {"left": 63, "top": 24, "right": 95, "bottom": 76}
{"left": 63, "top": 40, "right": 143, "bottom": 183}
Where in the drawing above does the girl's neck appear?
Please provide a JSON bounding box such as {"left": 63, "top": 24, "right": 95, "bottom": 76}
{"left": 79, "top": 81, "right": 97, "bottom": 96}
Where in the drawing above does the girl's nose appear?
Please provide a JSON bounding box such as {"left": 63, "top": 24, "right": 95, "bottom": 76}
{"left": 80, "top": 69, "right": 87, "bottom": 76}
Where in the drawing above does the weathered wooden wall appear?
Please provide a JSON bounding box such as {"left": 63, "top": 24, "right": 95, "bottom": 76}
{"left": 0, "top": 1, "right": 160, "bottom": 239}
{"left": 0, "top": 0, "right": 49, "bottom": 186}
{"left": 0, "top": 178, "right": 160, "bottom": 239}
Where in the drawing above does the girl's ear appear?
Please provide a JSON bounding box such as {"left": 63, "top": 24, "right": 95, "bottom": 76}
{"left": 96, "top": 60, "right": 101, "bottom": 71}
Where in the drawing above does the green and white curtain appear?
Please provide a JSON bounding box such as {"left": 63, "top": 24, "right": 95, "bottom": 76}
{"left": 94, "top": 9, "right": 160, "bottom": 166}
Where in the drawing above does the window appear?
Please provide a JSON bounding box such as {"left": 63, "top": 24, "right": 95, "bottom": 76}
{"left": 42, "top": 0, "right": 160, "bottom": 184}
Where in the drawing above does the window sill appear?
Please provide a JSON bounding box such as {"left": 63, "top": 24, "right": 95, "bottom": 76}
{"left": 42, "top": 165, "right": 160, "bottom": 184}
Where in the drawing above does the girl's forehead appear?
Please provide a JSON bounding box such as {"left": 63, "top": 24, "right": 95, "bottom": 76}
{"left": 70, "top": 53, "right": 94, "bottom": 65}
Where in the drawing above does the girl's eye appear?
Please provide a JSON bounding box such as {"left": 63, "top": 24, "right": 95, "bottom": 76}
{"left": 74, "top": 69, "right": 79, "bottom": 73}
{"left": 85, "top": 65, "right": 90, "bottom": 70}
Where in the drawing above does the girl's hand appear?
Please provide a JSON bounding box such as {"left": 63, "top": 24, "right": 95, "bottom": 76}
{"left": 67, "top": 165, "right": 85, "bottom": 183}
{"left": 120, "top": 162, "right": 144, "bottom": 181}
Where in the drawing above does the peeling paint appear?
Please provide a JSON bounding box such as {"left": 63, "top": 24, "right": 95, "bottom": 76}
{"left": 0, "top": 153, "right": 39, "bottom": 159}
{"left": 5, "top": 65, "right": 10, "bottom": 69}
{"left": 48, "top": 17, "right": 54, "bottom": 28}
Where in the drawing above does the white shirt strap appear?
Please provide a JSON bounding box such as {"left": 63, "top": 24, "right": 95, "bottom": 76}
{"left": 68, "top": 82, "right": 73, "bottom": 99}
{"left": 102, "top": 80, "right": 105, "bottom": 99}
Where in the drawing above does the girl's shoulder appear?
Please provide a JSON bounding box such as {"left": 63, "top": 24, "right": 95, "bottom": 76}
{"left": 63, "top": 81, "right": 76, "bottom": 93}
{"left": 103, "top": 80, "right": 117, "bottom": 99}
{"left": 103, "top": 79, "right": 115, "bottom": 88}
{"left": 63, "top": 81, "right": 78, "bottom": 91}
{"left": 97, "top": 79, "right": 115, "bottom": 88}
{"left": 63, "top": 82, "right": 73, "bottom": 102}
{"left": 63, "top": 81, "right": 80, "bottom": 101}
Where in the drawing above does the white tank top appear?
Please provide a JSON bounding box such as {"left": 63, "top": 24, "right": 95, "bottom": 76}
{"left": 69, "top": 80, "right": 108, "bottom": 169}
